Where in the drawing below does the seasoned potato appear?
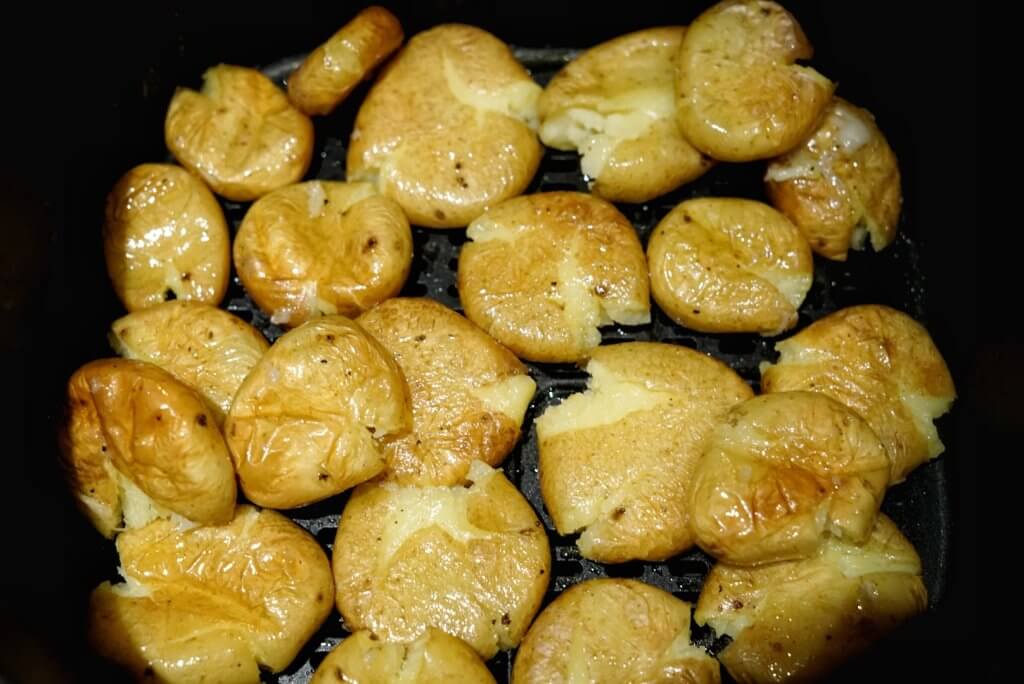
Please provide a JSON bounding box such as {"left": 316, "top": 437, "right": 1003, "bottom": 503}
{"left": 691, "top": 392, "right": 890, "bottom": 566}
{"left": 288, "top": 6, "right": 404, "bottom": 116}
{"left": 165, "top": 64, "right": 314, "bottom": 201}
{"left": 537, "top": 342, "right": 752, "bottom": 563}
{"left": 347, "top": 24, "right": 542, "bottom": 228}
{"left": 357, "top": 298, "right": 535, "bottom": 486}
{"left": 109, "top": 301, "right": 269, "bottom": 425}
{"left": 538, "top": 27, "right": 711, "bottom": 203}
{"left": 311, "top": 629, "right": 495, "bottom": 684}
{"left": 60, "top": 359, "right": 235, "bottom": 538}
{"left": 647, "top": 197, "right": 813, "bottom": 335}
{"left": 233, "top": 181, "right": 412, "bottom": 327}
{"left": 458, "top": 193, "right": 650, "bottom": 363}
{"left": 333, "top": 461, "right": 550, "bottom": 659}
{"left": 695, "top": 514, "right": 928, "bottom": 684}
{"left": 512, "top": 579, "right": 719, "bottom": 684}
{"left": 676, "top": 0, "right": 834, "bottom": 161}
{"left": 224, "top": 316, "right": 411, "bottom": 509}
{"left": 761, "top": 305, "right": 956, "bottom": 483}
{"left": 90, "top": 506, "right": 333, "bottom": 684}
{"left": 767, "top": 98, "right": 902, "bottom": 260}
{"left": 103, "top": 163, "right": 230, "bottom": 312}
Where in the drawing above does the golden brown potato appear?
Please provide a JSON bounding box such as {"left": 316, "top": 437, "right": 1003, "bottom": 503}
{"left": 103, "top": 163, "right": 230, "bottom": 312}
{"left": 109, "top": 301, "right": 269, "bottom": 425}
{"left": 760, "top": 305, "right": 956, "bottom": 483}
{"left": 691, "top": 392, "right": 891, "bottom": 566}
{"left": 60, "top": 359, "right": 235, "bottom": 539}
{"left": 676, "top": 0, "right": 834, "bottom": 161}
{"left": 695, "top": 514, "right": 928, "bottom": 684}
{"left": 288, "top": 6, "right": 404, "bottom": 116}
{"left": 647, "top": 198, "right": 813, "bottom": 335}
{"left": 311, "top": 629, "right": 495, "bottom": 684}
{"left": 224, "top": 316, "right": 411, "bottom": 509}
{"left": 512, "top": 579, "right": 720, "bottom": 684}
{"left": 233, "top": 181, "right": 412, "bottom": 327}
{"left": 90, "top": 506, "right": 333, "bottom": 684}
{"left": 347, "top": 24, "right": 542, "bottom": 228}
{"left": 357, "top": 298, "right": 535, "bottom": 486}
{"left": 537, "top": 342, "right": 752, "bottom": 563}
{"left": 458, "top": 192, "right": 650, "bottom": 363}
{"left": 767, "top": 98, "right": 902, "bottom": 260}
{"left": 165, "top": 64, "right": 314, "bottom": 201}
{"left": 333, "top": 461, "right": 550, "bottom": 659}
{"left": 538, "top": 27, "right": 711, "bottom": 203}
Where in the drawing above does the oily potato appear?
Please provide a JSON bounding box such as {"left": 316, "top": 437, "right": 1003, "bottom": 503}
{"left": 60, "top": 359, "right": 235, "bottom": 538}
{"left": 90, "top": 506, "right": 333, "bottom": 684}
{"left": 695, "top": 514, "right": 927, "bottom": 684}
{"left": 647, "top": 197, "right": 813, "bottom": 335}
{"left": 767, "top": 98, "right": 902, "bottom": 260}
{"left": 288, "top": 6, "right": 404, "bottom": 116}
{"left": 760, "top": 305, "right": 956, "bottom": 483}
{"left": 537, "top": 342, "right": 752, "bottom": 563}
{"left": 103, "top": 163, "right": 230, "bottom": 312}
{"left": 347, "top": 24, "right": 542, "bottom": 228}
{"left": 333, "top": 461, "right": 550, "bottom": 659}
{"left": 458, "top": 192, "right": 650, "bottom": 363}
{"left": 109, "top": 301, "right": 269, "bottom": 425}
{"left": 691, "top": 392, "right": 891, "bottom": 566}
{"left": 233, "top": 181, "right": 412, "bottom": 327}
{"left": 357, "top": 298, "right": 535, "bottom": 486}
{"left": 224, "top": 316, "right": 411, "bottom": 509}
{"left": 538, "top": 27, "right": 711, "bottom": 203}
{"left": 676, "top": 0, "right": 834, "bottom": 161}
{"left": 512, "top": 579, "right": 720, "bottom": 684}
{"left": 165, "top": 64, "right": 314, "bottom": 201}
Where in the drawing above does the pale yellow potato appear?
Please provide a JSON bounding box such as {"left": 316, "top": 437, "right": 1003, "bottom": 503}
{"left": 647, "top": 197, "right": 813, "bottom": 336}
{"left": 224, "top": 316, "right": 411, "bottom": 509}
{"left": 333, "top": 461, "right": 550, "bottom": 659}
{"left": 90, "top": 506, "right": 333, "bottom": 684}
{"left": 767, "top": 98, "right": 902, "bottom": 260}
{"left": 537, "top": 342, "right": 752, "bottom": 563}
{"left": 695, "top": 514, "right": 927, "bottom": 684}
{"left": 539, "top": 27, "right": 711, "bottom": 203}
{"left": 691, "top": 392, "right": 891, "bottom": 566}
{"left": 760, "top": 305, "right": 956, "bottom": 483}
{"left": 357, "top": 298, "right": 535, "bottom": 486}
{"left": 60, "top": 359, "right": 235, "bottom": 539}
{"left": 512, "top": 579, "right": 720, "bottom": 684}
{"left": 311, "top": 629, "right": 495, "bottom": 684}
{"left": 109, "top": 301, "right": 269, "bottom": 425}
{"left": 233, "top": 181, "right": 412, "bottom": 327}
{"left": 103, "top": 163, "right": 230, "bottom": 312}
{"left": 288, "top": 6, "right": 404, "bottom": 116}
{"left": 676, "top": 0, "right": 834, "bottom": 161}
{"left": 166, "top": 64, "right": 314, "bottom": 201}
{"left": 347, "top": 24, "right": 542, "bottom": 228}
{"left": 459, "top": 192, "right": 650, "bottom": 363}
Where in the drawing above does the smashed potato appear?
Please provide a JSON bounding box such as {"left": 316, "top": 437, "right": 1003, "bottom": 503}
{"left": 537, "top": 342, "right": 752, "bottom": 563}
{"left": 647, "top": 197, "right": 813, "bottom": 335}
{"left": 333, "top": 461, "right": 550, "bottom": 659}
{"left": 761, "top": 305, "right": 956, "bottom": 483}
{"left": 458, "top": 192, "right": 650, "bottom": 363}
{"left": 233, "top": 180, "right": 412, "bottom": 327}
{"left": 165, "top": 64, "right": 314, "bottom": 201}
{"left": 224, "top": 316, "right": 411, "bottom": 509}
{"left": 347, "top": 24, "right": 542, "bottom": 228}
{"left": 60, "top": 359, "right": 235, "bottom": 538}
{"left": 676, "top": 0, "right": 834, "bottom": 161}
{"left": 357, "top": 298, "right": 535, "bottom": 486}
{"left": 103, "top": 163, "right": 230, "bottom": 312}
